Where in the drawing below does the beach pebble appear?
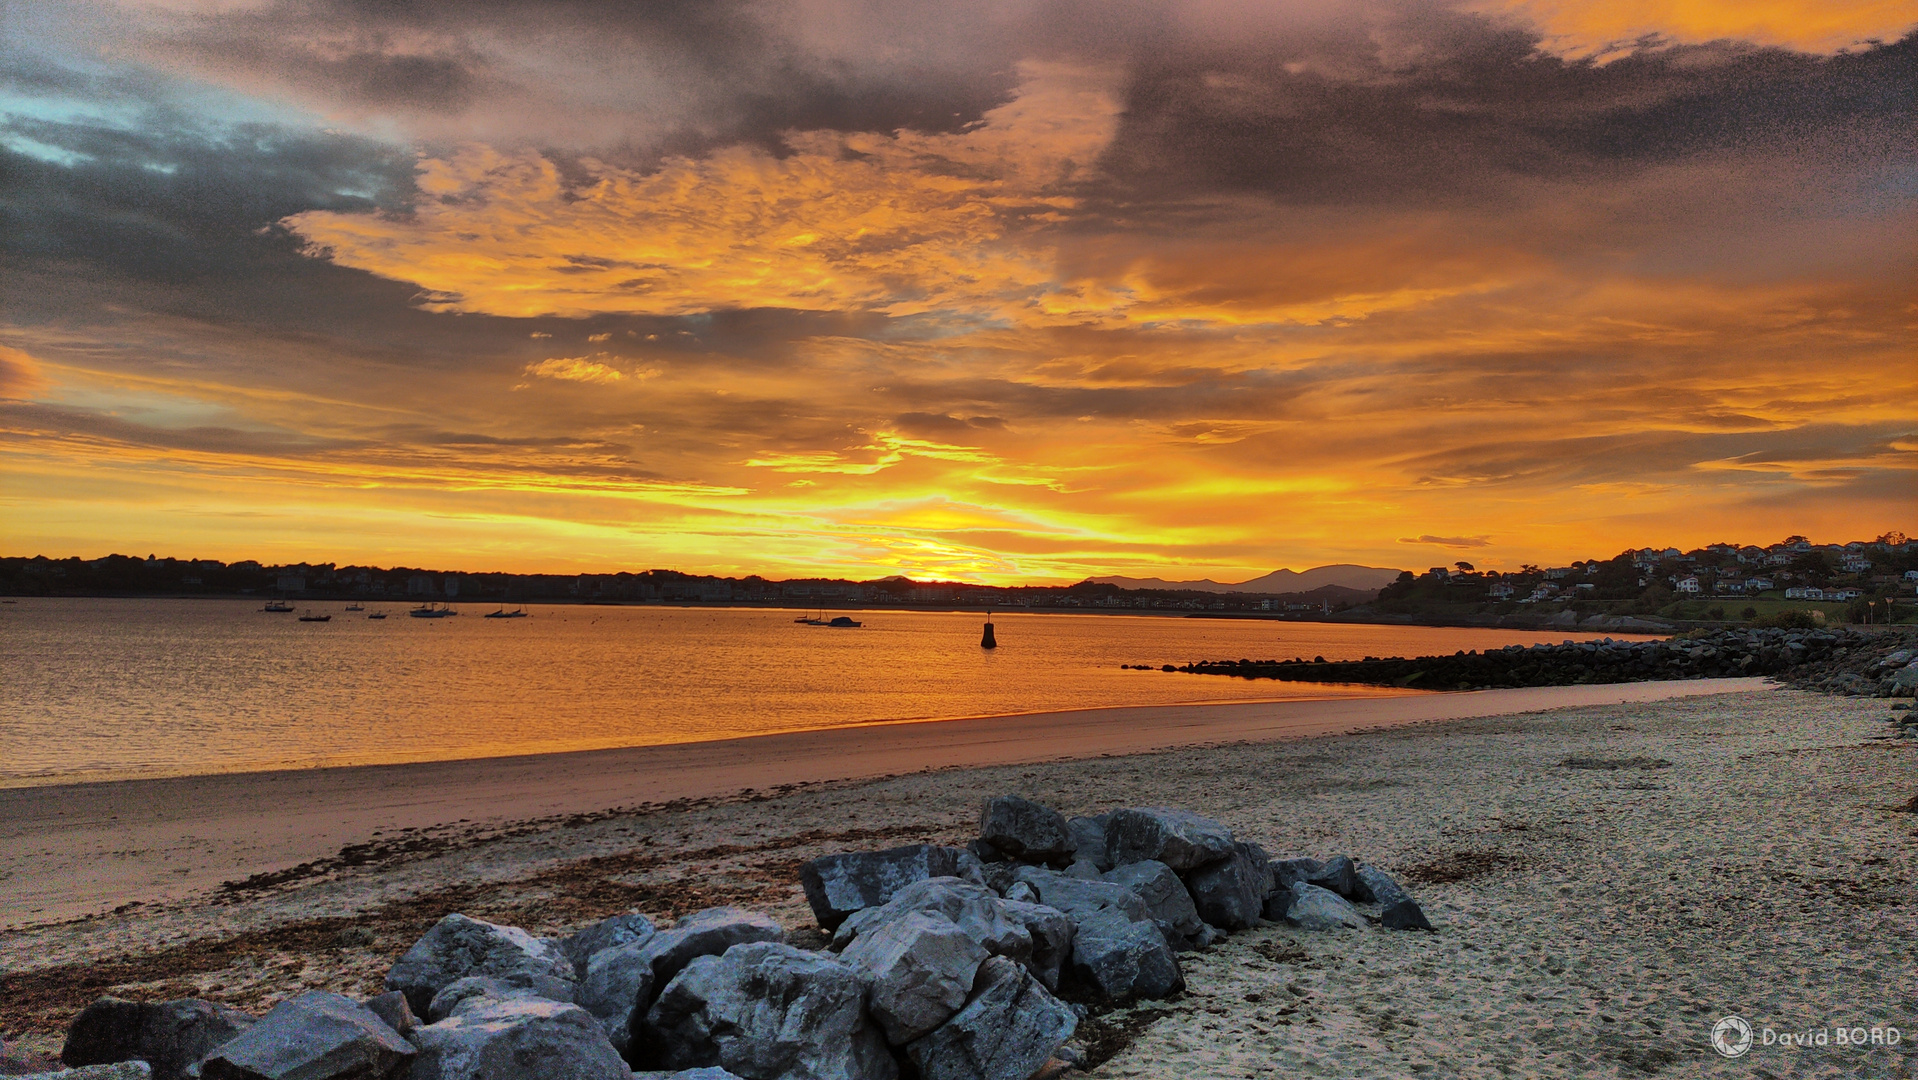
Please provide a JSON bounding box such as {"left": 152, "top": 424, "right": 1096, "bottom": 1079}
{"left": 198, "top": 990, "right": 413, "bottom": 1080}
{"left": 978, "top": 795, "right": 1076, "bottom": 864}
{"left": 906, "top": 957, "right": 1077, "bottom": 1080}
{"left": 1283, "top": 882, "right": 1365, "bottom": 931}
{"left": 61, "top": 997, "right": 255, "bottom": 1080}
{"left": 409, "top": 997, "right": 629, "bottom": 1080}
{"left": 840, "top": 911, "right": 989, "bottom": 1044}
{"left": 1103, "top": 808, "right": 1236, "bottom": 871}
{"left": 385, "top": 914, "right": 576, "bottom": 1017}
{"left": 640, "top": 942, "right": 895, "bottom": 1080}
{"left": 1181, "top": 842, "right": 1271, "bottom": 932}
{"left": 799, "top": 844, "right": 975, "bottom": 930}
{"left": 1101, "top": 860, "right": 1207, "bottom": 950}
{"left": 1066, "top": 909, "right": 1185, "bottom": 1001}
{"left": 558, "top": 912, "right": 655, "bottom": 978}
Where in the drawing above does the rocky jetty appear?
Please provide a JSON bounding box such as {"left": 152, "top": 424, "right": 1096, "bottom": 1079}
{"left": 47, "top": 797, "right": 1428, "bottom": 1080}
{"left": 1169, "top": 626, "right": 1918, "bottom": 694}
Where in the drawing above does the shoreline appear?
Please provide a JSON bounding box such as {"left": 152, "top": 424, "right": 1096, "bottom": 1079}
{"left": 1, "top": 678, "right": 1765, "bottom": 928}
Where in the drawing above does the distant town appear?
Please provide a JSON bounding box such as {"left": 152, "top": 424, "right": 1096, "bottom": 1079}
{"left": 1, "top": 532, "right": 1912, "bottom": 626}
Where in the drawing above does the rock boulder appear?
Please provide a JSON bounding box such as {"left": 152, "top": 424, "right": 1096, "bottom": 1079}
{"left": 1356, "top": 866, "right": 1434, "bottom": 931}
{"left": 385, "top": 915, "right": 576, "bottom": 1017}
{"left": 1180, "top": 842, "right": 1269, "bottom": 932}
{"left": 407, "top": 998, "right": 630, "bottom": 1080}
{"left": 839, "top": 911, "right": 988, "bottom": 1045}
{"left": 1101, "top": 861, "right": 1205, "bottom": 949}
{"left": 977, "top": 797, "right": 1074, "bottom": 864}
{"left": 641, "top": 942, "right": 895, "bottom": 1080}
{"left": 1065, "top": 909, "right": 1183, "bottom": 1001}
{"left": 559, "top": 913, "right": 656, "bottom": 978}
{"left": 1283, "top": 883, "right": 1364, "bottom": 931}
{"left": 62, "top": 997, "right": 255, "bottom": 1080}
{"left": 800, "top": 845, "right": 973, "bottom": 930}
{"left": 198, "top": 991, "right": 413, "bottom": 1080}
{"left": 1103, "top": 809, "right": 1235, "bottom": 871}
{"left": 636, "top": 908, "right": 786, "bottom": 991}
{"left": 906, "top": 957, "right": 1077, "bottom": 1080}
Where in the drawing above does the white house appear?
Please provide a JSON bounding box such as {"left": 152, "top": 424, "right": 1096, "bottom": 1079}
{"left": 1676, "top": 576, "right": 1702, "bottom": 593}
{"left": 1488, "top": 582, "right": 1516, "bottom": 599}
{"left": 1745, "top": 577, "right": 1774, "bottom": 592}
{"left": 1784, "top": 586, "right": 1826, "bottom": 600}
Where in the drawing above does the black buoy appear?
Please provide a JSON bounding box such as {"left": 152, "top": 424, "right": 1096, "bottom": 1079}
{"left": 981, "top": 609, "right": 997, "bottom": 649}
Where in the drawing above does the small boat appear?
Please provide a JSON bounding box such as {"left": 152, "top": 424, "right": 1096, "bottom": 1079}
{"left": 828, "top": 615, "right": 861, "bottom": 628}
{"left": 297, "top": 610, "right": 331, "bottom": 622}
{"left": 485, "top": 605, "right": 528, "bottom": 619}
{"left": 409, "top": 603, "right": 457, "bottom": 618}
{"left": 344, "top": 602, "right": 365, "bottom": 612}
{"left": 262, "top": 599, "right": 295, "bottom": 613}
{"left": 367, "top": 611, "right": 388, "bottom": 620}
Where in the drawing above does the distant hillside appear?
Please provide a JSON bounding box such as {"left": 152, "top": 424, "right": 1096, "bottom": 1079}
{"left": 1088, "top": 564, "right": 1406, "bottom": 595}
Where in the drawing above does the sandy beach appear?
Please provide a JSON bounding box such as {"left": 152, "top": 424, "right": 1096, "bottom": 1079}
{"left": 3, "top": 679, "right": 1912, "bottom": 1078}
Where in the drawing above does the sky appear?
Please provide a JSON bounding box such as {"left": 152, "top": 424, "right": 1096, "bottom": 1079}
{"left": 1, "top": 1, "right": 1912, "bottom": 583}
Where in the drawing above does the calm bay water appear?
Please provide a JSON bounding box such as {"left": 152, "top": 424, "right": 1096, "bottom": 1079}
{"left": 0, "top": 598, "right": 1652, "bottom": 786}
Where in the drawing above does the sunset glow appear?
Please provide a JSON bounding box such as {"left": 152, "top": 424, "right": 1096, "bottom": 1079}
{"left": 3, "top": 1, "right": 1912, "bottom": 581}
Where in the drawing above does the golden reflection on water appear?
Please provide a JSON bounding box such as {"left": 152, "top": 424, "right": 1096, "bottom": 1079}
{"left": 0, "top": 598, "right": 1653, "bottom": 784}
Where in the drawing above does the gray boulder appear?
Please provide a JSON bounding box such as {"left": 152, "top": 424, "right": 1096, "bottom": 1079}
{"left": 406, "top": 998, "right": 629, "bottom": 1080}
{"left": 1103, "top": 809, "right": 1235, "bottom": 871}
{"left": 1008, "top": 867, "right": 1150, "bottom": 925}
{"left": 1061, "top": 860, "right": 1102, "bottom": 881}
{"left": 17, "top": 1066, "right": 152, "bottom": 1080}
{"left": 1101, "top": 861, "right": 1205, "bottom": 949}
{"left": 832, "top": 879, "right": 1030, "bottom": 964}
{"left": 385, "top": 915, "right": 576, "bottom": 1017}
{"left": 641, "top": 942, "right": 895, "bottom": 1079}
{"left": 425, "top": 978, "right": 572, "bottom": 1024}
{"left": 996, "top": 901, "right": 1073, "bottom": 992}
{"left": 977, "top": 797, "right": 1074, "bottom": 863}
{"left": 840, "top": 912, "right": 989, "bottom": 1045}
{"left": 631, "top": 1071, "right": 748, "bottom": 1080}
{"left": 1065, "top": 910, "right": 1183, "bottom": 1002}
{"left": 1271, "top": 857, "right": 1320, "bottom": 889}
{"left": 905, "top": 957, "right": 1077, "bottom": 1080}
{"left": 577, "top": 940, "right": 657, "bottom": 1055}
{"left": 1283, "top": 883, "right": 1364, "bottom": 931}
{"left": 637, "top": 908, "right": 786, "bottom": 991}
{"left": 1063, "top": 817, "right": 1111, "bottom": 872}
{"left": 559, "top": 913, "right": 656, "bottom": 978}
{"left": 360, "top": 992, "right": 417, "bottom": 1036}
{"left": 1356, "top": 866, "right": 1434, "bottom": 931}
{"left": 62, "top": 997, "right": 255, "bottom": 1080}
{"left": 1180, "top": 843, "right": 1269, "bottom": 932}
{"left": 198, "top": 991, "right": 413, "bottom": 1080}
{"left": 1309, "top": 855, "right": 1362, "bottom": 900}
{"left": 799, "top": 845, "right": 974, "bottom": 930}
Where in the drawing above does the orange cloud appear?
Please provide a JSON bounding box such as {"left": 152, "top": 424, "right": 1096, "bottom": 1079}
{"left": 1470, "top": 0, "right": 1917, "bottom": 56}
{"left": 286, "top": 64, "right": 1122, "bottom": 323}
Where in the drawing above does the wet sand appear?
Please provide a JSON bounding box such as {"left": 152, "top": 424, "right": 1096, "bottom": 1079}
{"left": 1, "top": 680, "right": 1761, "bottom": 926}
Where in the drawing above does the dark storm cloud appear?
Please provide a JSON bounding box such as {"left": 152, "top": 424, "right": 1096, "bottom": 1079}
{"left": 1099, "top": 15, "right": 1918, "bottom": 206}
{"left": 143, "top": 0, "right": 1030, "bottom": 155}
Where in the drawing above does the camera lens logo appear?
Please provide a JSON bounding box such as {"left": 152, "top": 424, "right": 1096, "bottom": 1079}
{"left": 1713, "top": 1017, "right": 1754, "bottom": 1058}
